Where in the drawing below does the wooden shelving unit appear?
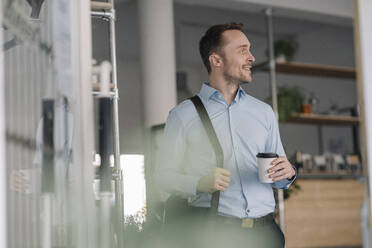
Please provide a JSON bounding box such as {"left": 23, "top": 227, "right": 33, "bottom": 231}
{"left": 297, "top": 171, "right": 362, "bottom": 179}
{"left": 262, "top": 11, "right": 361, "bottom": 240}
{"left": 254, "top": 59, "right": 360, "bottom": 154}
{"left": 253, "top": 61, "right": 356, "bottom": 79}
{"left": 285, "top": 179, "right": 364, "bottom": 247}
{"left": 276, "top": 61, "right": 356, "bottom": 79}
{"left": 286, "top": 113, "right": 359, "bottom": 126}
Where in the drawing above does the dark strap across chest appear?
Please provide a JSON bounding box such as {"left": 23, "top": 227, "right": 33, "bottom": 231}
{"left": 189, "top": 95, "right": 224, "bottom": 214}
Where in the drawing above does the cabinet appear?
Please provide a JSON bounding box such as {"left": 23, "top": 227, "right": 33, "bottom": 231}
{"left": 284, "top": 179, "right": 364, "bottom": 247}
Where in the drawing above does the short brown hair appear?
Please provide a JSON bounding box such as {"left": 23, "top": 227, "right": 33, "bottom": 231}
{"left": 199, "top": 22, "right": 244, "bottom": 74}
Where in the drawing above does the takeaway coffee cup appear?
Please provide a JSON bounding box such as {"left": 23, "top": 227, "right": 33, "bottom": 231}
{"left": 256, "top": 153, "right": 279, "bottom": 183}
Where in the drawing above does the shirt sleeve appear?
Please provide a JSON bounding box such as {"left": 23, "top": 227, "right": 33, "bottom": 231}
{"left": 264, "top": 106, "right": 297, "bottom": 189}
{"left": 155, "top": 110, "right": 201, "bottom": 198}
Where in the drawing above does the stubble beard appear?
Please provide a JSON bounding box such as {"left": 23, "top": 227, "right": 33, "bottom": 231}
{"left": 221, "top": 55, "right": 252, "bottom": 85}
{"left": 223, "top": 70, "right": 252, "bottom": 85}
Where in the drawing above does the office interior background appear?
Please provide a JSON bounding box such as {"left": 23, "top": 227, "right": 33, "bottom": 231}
{"left": 1, "top": 0, "right": 372, "bottom": 247}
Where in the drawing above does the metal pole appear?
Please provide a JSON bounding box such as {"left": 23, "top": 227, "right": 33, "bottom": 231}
{"left": 7, "top": 27, "right": 16, "bottom": 248}
{"left": 100, "top": 193, "right": 113, "bottom": 248}
{"left": 108, "top": 0, "right": 125, "bottom": 247}
{"left": 265, "top": 8, "right": 286, "bottom": 233}
{"left": 41, "top": 99, "right": 55, "bottom": 248}
{"left": 266, "top": 8, "right": 278, "bottom": 116}
{"left": 108, "top": 1, "right": 120, "bottom": 171}
{"left": 98, "top": 97, "right": 114, "bottom": 248}
{"left": 0, "top": 3, "right": 8, "bottom": 246}
{"left": 15, "top": 36, "right": 24, "bottom": 248}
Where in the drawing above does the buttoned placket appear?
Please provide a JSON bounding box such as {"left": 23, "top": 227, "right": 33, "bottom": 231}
{"left": 211, "top": 91, "right": 251, "bottom": 218}
{"left": 226, "top": 101, "right": 251, "bottom": 218}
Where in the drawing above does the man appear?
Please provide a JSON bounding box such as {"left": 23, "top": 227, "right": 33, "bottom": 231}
{"left": 156, "top": 23, "right": 296, "bottom": 248}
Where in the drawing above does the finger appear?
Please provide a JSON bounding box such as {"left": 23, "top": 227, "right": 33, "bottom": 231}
{"left": 216, "top": 179, "right": 229, "bottom": 189}
{"left": 213, "top": 178, "right": 229, "bottom": 192}
{"left": 218, "top": 174, "right": 231, "bottom": 183}
{"left": 267, "top": 162, "right": 287, "bottom": 173}
{"left": 217, "top": 168, "right": 231, "bottom": 177}
{"left": 271, "top": 167, "right": 292, "bottom": 179}
{"left": 215, "top": 183, "right": 228, "bottom": 192}
{"left": 272, "top": 173, "right": 292, "bottom": 182}
{"left": 14, "top": 176, "right": 27, "bottom": 184}
{"left": 13, "top": 184, "right": 24, "bottom": 193}
{"left": 284, "top": 168, "right": 295, "bottom": 179}
{"left": 271, "top": 161, "right": 294, "bottom": 174}
{"left": 215, "top": 184, "right": 227, "bottom": 191}
{"left": 15, "top": 184, "right": 29, "bottom": 194}
{"left": 12, "top": 180, "right": 25, "bottom": 189}
{"left": 271, "top": 157, "right": 286, "bottom": 164}
{"left": 271, "top": 157, "right": 287, "bottom": 165}
{"left": 269, "top": 168, "right": 290, "bottom": 179}
{"left": 12, "top": 171, "right": 25, "bottom": 178}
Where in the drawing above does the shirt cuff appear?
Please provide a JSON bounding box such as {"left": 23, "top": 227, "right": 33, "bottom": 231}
{"left": 183, "top": 175, "right": 202, "bottom": 197}
{"left": 273, "top": 165, "right": 297, "bottom": 190}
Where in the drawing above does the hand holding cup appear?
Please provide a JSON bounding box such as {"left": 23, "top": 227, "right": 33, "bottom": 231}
{"left": 267, "top": 156, "right": 296, "bottom": 182}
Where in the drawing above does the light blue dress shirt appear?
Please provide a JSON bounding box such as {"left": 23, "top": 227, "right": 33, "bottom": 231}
{"left": 156, "top": 83, "right": 296, "bottom": 219}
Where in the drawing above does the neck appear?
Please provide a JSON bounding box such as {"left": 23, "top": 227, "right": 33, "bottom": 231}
{"left": 209, "top": 73, "right": 239, "bottom": 105}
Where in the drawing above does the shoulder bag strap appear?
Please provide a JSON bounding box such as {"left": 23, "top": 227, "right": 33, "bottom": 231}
{"left": 189, "top": 95, "right": 224, "bottom": 214}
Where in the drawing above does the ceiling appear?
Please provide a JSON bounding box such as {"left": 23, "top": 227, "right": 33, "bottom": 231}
{"left": 116, "top": 0, "right": 354, "bottom": 27}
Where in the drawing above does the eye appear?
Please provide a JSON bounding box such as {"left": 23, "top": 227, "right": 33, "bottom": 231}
{"left": 241, "top": 48, "right": 248, "bottom": 54}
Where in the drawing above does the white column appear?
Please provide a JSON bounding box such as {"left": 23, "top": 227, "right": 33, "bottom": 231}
{"left": 354, "top": 0, "right": 372, "bottom": 246}
{"left": 138, "top": 0, "right": 177, "bottom": 127}
{"left": 355, "top": 0, "right": 372, "bottom": 202}
{"left": 0, "top": 3, "right": 7, "bottom": 247}
{"left": 69, "top": 0, "right": 97, "bottom": 247}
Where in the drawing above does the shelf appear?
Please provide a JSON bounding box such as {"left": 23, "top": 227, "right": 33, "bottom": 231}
{"left": 253, "top": 61, "right": 356, "bottom": 79}
{"left": 91, "top": 1, "right": 113, "bottom": 11}
{"left": 286, "top": 113, "right": 359, "bottom": 126}
{"left": 297, "top": 172, "right": 362, "bottom": 179}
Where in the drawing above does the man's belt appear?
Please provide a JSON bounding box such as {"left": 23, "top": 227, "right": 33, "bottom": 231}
{"left": 213, "top": 213, "right": 274, "bottom": 228}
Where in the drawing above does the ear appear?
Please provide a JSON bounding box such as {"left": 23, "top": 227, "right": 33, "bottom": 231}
{"left": 209, "top": 53, "right": 223, "bottom": 70}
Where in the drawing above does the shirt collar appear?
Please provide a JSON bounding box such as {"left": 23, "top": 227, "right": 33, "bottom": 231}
{"left": 199, "top": 83, "right": 246, "bottom": 102}
{"left": 199, "top": 83, "right": 219, "bottom": 100}
{"left": 237, "top": 86, "right": 246, "bottom": 98}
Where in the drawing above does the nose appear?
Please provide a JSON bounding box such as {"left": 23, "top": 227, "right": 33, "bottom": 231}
{"left": 248, "top": 52, "right": 255, "bottom": 63}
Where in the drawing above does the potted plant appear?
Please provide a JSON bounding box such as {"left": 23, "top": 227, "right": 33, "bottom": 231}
{"left": 266, "top": 86, "right": 304, "bottom": 122}
{"left": 274, "top": 38, "right": 297, "bottom": 62}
